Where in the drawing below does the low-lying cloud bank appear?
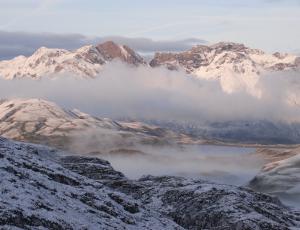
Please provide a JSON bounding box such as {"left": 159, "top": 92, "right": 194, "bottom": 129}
{"left": 100, "top": 144, "right": 261, "bottom": 186}
{"left": 0, "top": 30, "right": 206, "bottom": 60}
{"left": 0, "top": 62, "right": 300, "bottom": 124}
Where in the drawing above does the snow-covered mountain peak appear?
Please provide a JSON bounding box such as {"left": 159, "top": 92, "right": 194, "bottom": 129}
{"left": 0, "top": 41, "right": 146, "bottom": 79}
{"left": 150, "top": 42, "right": 300, "bottom": 96}
{"left": 1, "top": 40, "right": 299, "bottom": 97}
{"left": 34, "top": 46, "right": 68, "bottom": 55}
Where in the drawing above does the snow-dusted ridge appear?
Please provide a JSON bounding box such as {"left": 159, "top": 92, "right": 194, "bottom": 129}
{"left": 1, "top": 41, "right": 299, "bottom": 92}
{"left": 2, "top": 98, "right": 300, "bottom": 147}
{"left": 150, "top": 42, "right": 300, "bottom": 96}
{"left": 0, "top": 41, "right": 146, "bottom": 79}
{"left": 0, "top": 98, "right": 193, "bottom": 150}
{"left": 0, "top": 136, "right": 299, "bottom": 229}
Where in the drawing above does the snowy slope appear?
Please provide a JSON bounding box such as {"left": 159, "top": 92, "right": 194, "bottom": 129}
{"left": 0, "top": 98, "right": 192, "bottom": 150}
{"left": 0, "top": 41, "right": 146, "bottom": 79}
{"left": 0, "top": 136, "right": 299, "bottom": 229}
{"left": 2, "top": 98, "right": 300, "bottom": 146}
{"left": 0, "top": 137, "right": 178, "bottom": 229}
{"left": 0, "top": 98, "right": 119, "bottom": 144}
{"left": 150, "top": 42, "right": 300, "bottom": 95}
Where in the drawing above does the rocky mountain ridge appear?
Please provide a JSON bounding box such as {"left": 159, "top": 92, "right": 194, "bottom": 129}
{"left": 0, "top": 41, "right": 146, "bottom": 79}
{"left": 1, "top": 137, "right": 299, "bottom": 229}
{"left": 150, "top": 42, "right": 300, "bottom": 95}
{"left": 150, "top": 42, "right": 300, "bottom": 74}
{"left": 0, "top": 41, "right": 299, "bottom": 89}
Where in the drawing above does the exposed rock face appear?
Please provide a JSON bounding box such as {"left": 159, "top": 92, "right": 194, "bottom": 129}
{"left": 1, "top": 137, "right": 299, "bottom": 229}
{"left": 96, "top": 41, "right": 146, "bottom": 66}
{"left": 0, "top": 41, "right": 146, "bottom": 79}
{"left": 135, "top": 176, "right": 299, "bottom": 230}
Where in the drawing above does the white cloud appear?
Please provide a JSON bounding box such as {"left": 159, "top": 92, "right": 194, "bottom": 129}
{"left": 0, "top": 62, "right": 299, "bottom": 123}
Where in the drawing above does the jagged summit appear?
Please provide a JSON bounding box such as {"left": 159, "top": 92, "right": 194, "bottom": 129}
{"left": 95, "top": 41, "right": 146, "bottom": 65}
{"left": 0, "top": 40, "right": 299, "bottom": 96}
{"left": 0, "top": 41, "right": 146, "bottom": 79}
{"left": 150, "top": 41, "right": 299, "bottom": 72}
{"left": 150, "top": 41, "right": 300, "bottom": 95}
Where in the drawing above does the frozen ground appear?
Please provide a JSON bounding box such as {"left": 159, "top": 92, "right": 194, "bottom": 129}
{"left": 1, "top": 137, "right": 299, "bottom": 229}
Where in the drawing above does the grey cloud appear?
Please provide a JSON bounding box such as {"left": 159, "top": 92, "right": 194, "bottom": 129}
{"left": 0, "top": 30, "right": 207, "bottom": 60}
{"left": 0, "top": 31, "right": 89, "bottom": 60}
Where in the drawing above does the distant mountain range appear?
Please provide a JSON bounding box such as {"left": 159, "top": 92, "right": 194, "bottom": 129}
{"left": 150, "top": 42, "right": 300, "bottom": 95}
{"left": 151, "top": 42, "right": 300, "bottom": 74}
{"left": 0, "top": 41, "right": 299, "bottom": 87}
{"left": 0, "top": 41, "right": 146, "bottom": 79}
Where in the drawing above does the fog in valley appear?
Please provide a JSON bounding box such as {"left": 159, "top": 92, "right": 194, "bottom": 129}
{"left": 97, "top": 144, "right": 261, "bottom": 185}
{"left": 0, "top": 62, "right": 300, "bottom": 124}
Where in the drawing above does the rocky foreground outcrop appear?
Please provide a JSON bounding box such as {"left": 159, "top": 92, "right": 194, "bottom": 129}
{"left": 1, "top": 137, "right": 299, "bottom": 229}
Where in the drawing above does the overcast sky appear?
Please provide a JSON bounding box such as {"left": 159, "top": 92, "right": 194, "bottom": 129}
{"left": 0, "top": 0, "right": 299, "bottom": 56}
